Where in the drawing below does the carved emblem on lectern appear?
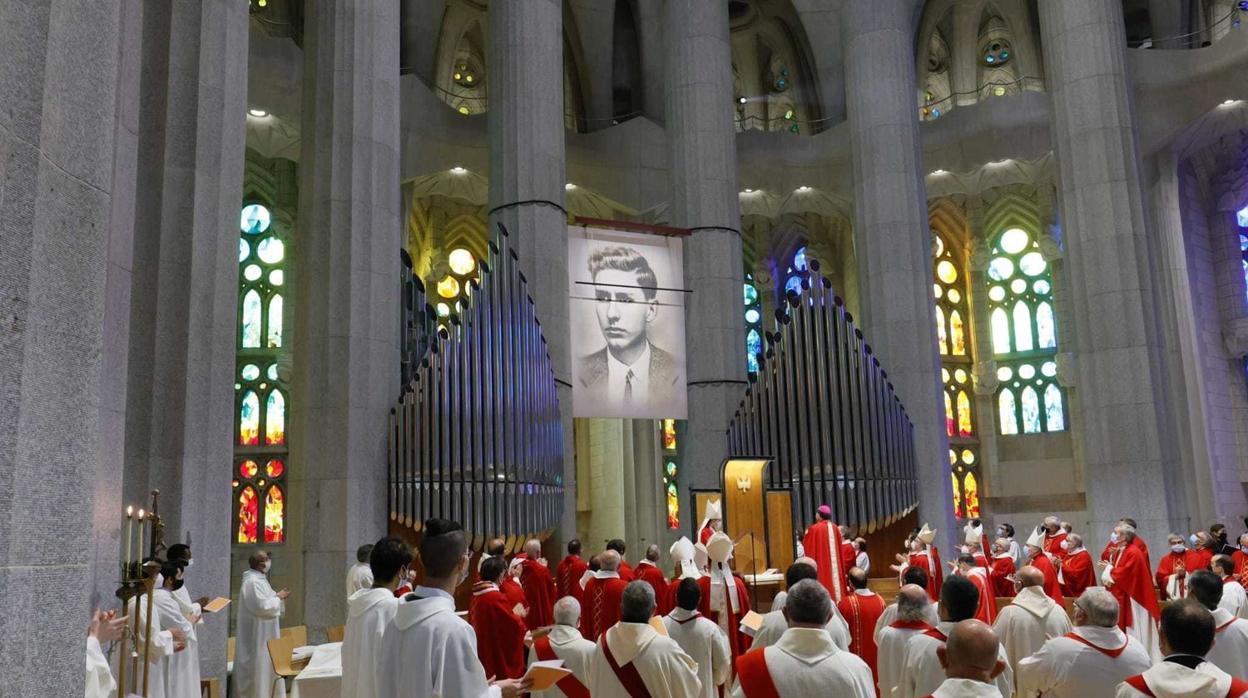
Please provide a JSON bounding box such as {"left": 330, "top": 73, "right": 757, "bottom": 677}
{"left": 736, "top": 475, "right": 752, "bottom": 493}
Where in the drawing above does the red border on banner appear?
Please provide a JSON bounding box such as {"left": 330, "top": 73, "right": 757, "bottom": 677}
{"left": 572, "top": 216, "right": 691, "bottom": 238}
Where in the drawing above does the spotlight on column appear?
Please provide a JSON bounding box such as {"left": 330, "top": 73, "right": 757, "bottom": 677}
{"left": 795, "top": 186, "right": 811, "bottom": 193}
{"left": 450, "top": 166, "right": 467, "bottom": 174}
{"left": 565, "top": 183, "right": 577, "bottom": 191}
{"left": 247, "top": 108, "right": 269, "bottom": 118}
{"left": 738, "top": 96, "right": 748, "bottom": 105}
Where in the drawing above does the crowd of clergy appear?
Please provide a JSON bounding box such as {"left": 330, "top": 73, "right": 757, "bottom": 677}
{"left": 85, "top": 502, "right": 1248, "bottom": 698}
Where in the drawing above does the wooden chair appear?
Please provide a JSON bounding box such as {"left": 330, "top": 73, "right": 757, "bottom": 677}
{"left": 266, "top": 634, "right": 307, "bottom": 696}
{"left": 199, "top": 678, "right": 221, "bottom": 698}
{"left": 326, "top": 624, "right": 346, "bottom": 643}
{"left": 227, "top": 636, "right": 235, "bottom": 663}
{"left": 281, "top": 624, "right": 308, "bottom": 648}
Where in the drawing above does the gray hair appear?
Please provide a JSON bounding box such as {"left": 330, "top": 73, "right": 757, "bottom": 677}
{"left": 1076, "top": 588, "right": 1119, "bottom": 628}
{"left": 1116, "top": 524, "right": 1137, "bottom": 541}
{"left": 897, "top": 584, "right": 931, "bottom": 622}
{"left": 621, "top": 580, "right": 656, "bottom": 623}
{"left": 600, "top": 549, "right": 620, "bottom": 572}
{"left": 785, "top": 579, "right": 832, "bottom": 625}
{"left": 553, "top": 596, "right": 581, "bottom": 626}
{"left": 1067, "top": 533, "right": 1082, "bottom": 549}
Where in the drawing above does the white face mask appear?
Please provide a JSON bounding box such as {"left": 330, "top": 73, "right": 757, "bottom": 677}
{"left": 262, "top": 560, "right": 272, "bottom": 574}
{"left": 1059, "top": 540, "right": 1070, "bottom": 551}
{"left": 184, "top": 558, "right": 194, "bottom": 569}
{"left": 960, "top": 545, "right": 970, "bottom": 554}
{"left": 457, "top": 559, "right": 471, "bottom": 586}
{"left": 1109, "top": 532, "right": 1120, "bottom": 544}
{"left": 1170, "top": 544, "right": 1186, "bottom": 554}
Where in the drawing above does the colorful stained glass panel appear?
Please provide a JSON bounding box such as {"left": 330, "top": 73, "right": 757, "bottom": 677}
{"left": 239, "top": 391, "right": 259, "bottom": 445}
{"left": 264, "top": 486, "right": 285, "bottom": 543}
{"left": 237, "top": 486, "right": 258, "bottom": 543}
{"left": 265, "top": 390, "right": 285, "bottom": 445}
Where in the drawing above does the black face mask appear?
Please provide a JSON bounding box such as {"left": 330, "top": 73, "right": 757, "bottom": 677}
{"left": 172, "top": 579, "right": 185, "bottom": 591}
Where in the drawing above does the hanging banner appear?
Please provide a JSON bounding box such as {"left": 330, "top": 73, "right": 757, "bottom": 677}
{"left": 569, "top": 225, "right": 687, "bottom": 419}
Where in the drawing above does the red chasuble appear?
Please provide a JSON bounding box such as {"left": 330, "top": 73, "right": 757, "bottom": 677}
{"left": 697, "top": 572, "right": 753, "bottom": 660}
{"left": 556, "top": 554, "right": 589, "bottom": 603}
{"left": 1060, "top": 549, "right": 1095, "bottom": 597}
{"left": 1029, "top": 550, "right": 1065, "bottom": 605}
{"left": 1234, "top": 550, "right": 1248, "bottom": 576}
{"left": 1044, "top": 531, "right": 1068, "bottom": 562}
{"left": 469, "top": 585, "right": 528, "bottom": 680}
{"left": 735, "top": 647, "right": 782, "bottom": 698}
{"left": 837, "top": 591, "right": 886, "bottom": 689}
{"left": 618, "top": 561, "right": 635, "bottom": 582}
{"left": 634, "top": 562, "right": 669, "bottom": 615}
{"left": 699, "top": 524, "right": 715, "bottom": 546}
{"left": 579, "top": 576, "right": 628, "bottom": 639}
{"left": 1155, "top": 550, "right": 1203, "bottom": 600}
{"left": 1109, "top": 544, "right": 1161, "bottom": 632}
{"left": 519, "top": 558, "right": 556, "bottom": 630}
{"left": 966, "top": 569, "right": 998, "bottom": 624}
{"left": 499, "top": 574, "right": 528, "bottom": 608}
{"left": 908, "top": 548, "right": 944, "bottom": 602}
{"left": 801, "top": 520, "right": 848, "bottom": 601}
{"left": 973, "top": 553, "right": 990, "bottom": 569}
{"left": 841, "top": 540, "right": 857, "bottom": 574}
{"left": 1190, "top": 547, "right": 1214, "bottom": 572}
{"left": 990, "top": 554, "right": 1017, "bottom": 598}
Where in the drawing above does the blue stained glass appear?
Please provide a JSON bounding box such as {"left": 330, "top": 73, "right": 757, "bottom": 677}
{"left": 1237, "top": 206, "right": 1248, "bottom": 228}
{"left": 745, "top": 309, "right": 761, "bottom": 325}
{"left": 785, "top": 275, "right": 803, "bottom": 295}
{"left": 744, "top": 284, "right": 759, "bottom": 306}
{"left": 240, "top": 204, "right": 271, "bottom": 234}
{"left": 793, "top": 246, "right": 808, "bottom": 272}
{"left": 746, "top": 329, "right": 763, "bottom": 373}
{"left": 998, "top": 389, "right": 1018, "bottom": 435}
{"left": 239, "top": 239, "right": 249, "bottom": 262}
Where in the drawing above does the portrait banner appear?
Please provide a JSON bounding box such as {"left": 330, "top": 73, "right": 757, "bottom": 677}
{"left": 568, "top": 226, "right": 687, "bottom": 419}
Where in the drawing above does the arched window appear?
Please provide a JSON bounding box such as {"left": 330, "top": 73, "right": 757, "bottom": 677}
{"left": 744, "top": 276, "right": 763, "bottom": 374}
{"left": 986, "top": 227, "right": 1065, "bottom": 434}
{"left": 933, "top": 231, "right": 979, "bottom": 518}
{"left": 1238, "top": 205, "right": 1248, "bottom": 303}
{"left": 234, "top": 201, "right": 290, "bottom": 545}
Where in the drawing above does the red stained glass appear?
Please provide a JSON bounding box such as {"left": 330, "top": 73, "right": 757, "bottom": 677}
{"left": 265, "top": 459, "right": 284, "bottom": 478}
{"left": 239, "top": 460, "right": 259, "bottom": 478}
{"left": 951, "top": 474, "right": 963, "bottom": 519}
{"left": 264, "top": 486, "right": 285, "bottom": 543}
{"left": 239, "top": 391, "right": 260, "bottom": 445}
{"left": 237, "top": 486, "right": 258, "bottom": 544}
{"left": 964, "top": 472, "right": 980, "bottom": 518}
{"left": 662, "top": 419, "right": 677, "bottom": 450}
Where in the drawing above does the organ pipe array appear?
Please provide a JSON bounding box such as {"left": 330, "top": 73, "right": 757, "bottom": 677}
{"left": 727, "top": 259, "right": 919, "bottom": 534}
{"left": 390, "top": 223, "right": 564, "bottom": 550}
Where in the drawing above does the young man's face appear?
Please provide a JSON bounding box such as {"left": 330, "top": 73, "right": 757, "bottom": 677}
{"left": 593, "top": 268, "right": 657, "bottom": 356}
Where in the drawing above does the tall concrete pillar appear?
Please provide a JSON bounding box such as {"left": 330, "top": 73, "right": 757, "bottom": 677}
{"left": 663, "top": 1, "right": 747, "bottom": 516}
{"left": 843, "top": 0, "right": 956, "bottom": 546}
{"left": 0, "top": 1, "right": 121, "bottom": 691}
{"left": 1039, "top": 0, "right": 1183, "bottom": 544}
{"left": 121, "top": 0, "right": 248, "bottom": 677}
{"left": 487, "top": 0, "right": 577, "bottom": 540}
{"left": 293, "top": 0, "right": 401, "bottom": 635}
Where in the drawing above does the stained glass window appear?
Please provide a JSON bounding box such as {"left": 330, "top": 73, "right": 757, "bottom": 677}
{"left": 661, "top": 419, "right": 680, "bottom": 529}
{"left": 235, "top": 200, "right": 290, "bottom": 545}
{"left": 744, "top": 277, "right": 763, "bottom": 374}
{"left": 986, "top": 227, "right": 1065, "bottom": 433}
{"left": 933, "top": 231, "right": 980, "bottom": 519}
{"left": 1239, "top": 209, "right": 1248, "bottom": 304}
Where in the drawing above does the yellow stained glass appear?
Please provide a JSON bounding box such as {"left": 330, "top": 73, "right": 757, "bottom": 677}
{"left": 448, "top": 248, "right": 476, "bottom": 275}
{"left": 952, "top": 474, "right": 964, "bottom": 519}
{"left": 437, "top": 275, "right": 460, "bottom": 299}
{"left": 944, "top": 391, "right": 955, "bottom": 437}
{"left": 265, "top": 390, "right": 285, "bottom": 445}
{"left": 950, "top": 310, "right": 966, "bottom": 355}
{"left": 936, "top": 307, "right": 948, "bottom": 355}
{"left": 957, "top": 391, "right": 973, "bottom": 437}
{"left": 237, "top": 486, "right": 258, "bottom": 544}
{"left": 264, "top": 486, "right": 285, "bottom": 543}
{"left": 937, "top": 260, "right": 958, "bottom": 284}
{"left": 239, "top": 391, "right": 259, "bottom": 445}
{"left": 964, "top": 472, "right": 980, "bottom": 518}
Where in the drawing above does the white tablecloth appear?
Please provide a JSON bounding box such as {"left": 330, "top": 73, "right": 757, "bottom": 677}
{"left": 289, "top": 642, "right": 342, "bottom": 698}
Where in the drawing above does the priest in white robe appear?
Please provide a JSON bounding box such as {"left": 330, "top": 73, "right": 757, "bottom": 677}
{"left": 155, "top": 561, "right": 200, "bottom": 698}
{"left": 877, "top": 584, "right": 937, "bottom": 698}
{"left": 729, "top": 580, "right": 874, "bottom": 698}
{"left": 343, "top": 537, "right": 410, "bottom": 698}
{"left": 1116, "top": 599, "right": 1248, "bottom": 698}
{"left": 992, "top": 566, "right": 1072, "bottom": 678}
{"left": 924, "top": 620, "right": 1009, "bottom": 698}
{"left": 377, "top": 519, "right": 528, "bottom": 698}
{"left": 529, "top": 597, "right": 596, "bottom": 697}
{"left": 1188, "top": 570, "right": 1248, "bottom": 679}
{"left": 1214, "top": 555, "right": 1248, "bottom": 618}
{"left": 126, "top": 572, "right": 183, "bottom": 698}
{"left": 899, "top": 576, "right": 1013, "bottom": 698}
{"left": 166, "top": 544, "right": 206, "bottom": 691}
{"left": 875, "top": 567, "right": 940, "bottom": 643}
{"left": 231, "top": 551, "right": 289, "bottom": 698}
{"left": 346, "top": 544, "right": 374, "bottom": 596}
{"left": 86, "top": 609, "right": 126, "bottom": 698}
{"left": 587, "top": 580, "right": 702, "bottom": 697}
{"left": 752, "top": 561, "right": 850, "bottom": 651}
{"left": 1015, "top": 588, "right": 1151, "bottom": 698}
{"left": 663, "top": 578, "right": 730, "bottom": 698}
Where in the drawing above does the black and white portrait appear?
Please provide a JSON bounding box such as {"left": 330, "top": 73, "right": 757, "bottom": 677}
{"left": 569, "top": 227, "right": 687, "bottom": 419}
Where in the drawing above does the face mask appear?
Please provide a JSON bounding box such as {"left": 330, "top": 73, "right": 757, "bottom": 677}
{"left": 457, "top": 559, "right": 471, "bottom": 586}
{"left": 960, "top": 545, "right": 970, "bottom": 554}
{"left": 1189, "top": 534, "right": 1199, "bottom": 547}
{"left": 184, "top": 559, "right": 194, "bottom": 569}
{"left": 1109, "top": 532, "right": 1119, "bottom": 544}
{"left": 262, "top": 560, "right": 272, "bottom": 574}
{"left": 1171, "top": 544, "right": 1186, "bottom": 554}
{"left": 1060, "top": 540, "right": 1070, "bottom": 551}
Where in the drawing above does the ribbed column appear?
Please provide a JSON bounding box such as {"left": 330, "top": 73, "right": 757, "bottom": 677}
{"left": 487, "top": 0, "right": 576, "bottom": 539}
{"left": 293, "top": 0, "right": 401, "bottom": 636}
{"left": 1039, "top": 0, "right": 1183, "bottom": 544}
{"left": 843, "top": 0, "right": 956, "bottom": 547}
{"left": 0, "top": 1, "right": 121, "bottom": 692}
{"left": 664, "top": 0, "right": 747, "bottom": 521}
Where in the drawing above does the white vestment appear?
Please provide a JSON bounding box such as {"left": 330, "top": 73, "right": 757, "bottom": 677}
{"left": 877, "top": 623, "right": 930, "bottom": 698}
{"left": 1115, "top": 659, "right": 1243, "bottom": 698}
{"left": 231, "top": 569, "right": 285, "bottom": 698}
{"left": 752, "top": 605, "right": 850, "bottom": 652}
{"left": 171, "top": 584, "right": 203, "bottom": 691}
{"left": 126, "top": 591, "right": 176, "bottom": 698}
{"left": 85, "top": 636, "right": 116, "bottom": 698}
{"left": 1220, "top": 579, "right": 1248, "bottom": 619}
{"left": 899, "top": 621, "right": 1014, "bottom": 698}
{"left": 345, "top": 562, "right": 374, "bottom": 597}
{"left": 155, "top": 588, "right": 199, "bottom": 698}
{"left": 377, "top": 586, "right": 500, "bottom": 698}
{"left": 770, "top": 591, "right": 786, "bottom": 613}
{"left": 992, "top": 586, "right": 1073, "bottom": 676}
{"left": 874, "top": 601, "right": 940, "bottom": 644}
{"left": 927, "top": 678, "right": 1006, "bottom": 697}
{"left": 1015, "top": 624, "right": 1151, "bottom": 698}
{"left": 527, "top": 624, "right": 596, "bottom": 698}
{"left": 341, "top": 588, "right": 398, "bottom": 698}
{"left": 1102, "top": 561, "right": 1162, "bottom": 661}
{"left": 663, "top": 608, "right": 730, "bottom": 698}
{"left": 856, "top": 551, "right": 871, "bottom": 575}
{"left": 587, "top": 622, "right": 701, "bottom": 698}
{"left": 728, "top": 627, "right": 875, "bottom": 698}
{"left": 1207, "top": 608, "right": 1248, "bottom": 679}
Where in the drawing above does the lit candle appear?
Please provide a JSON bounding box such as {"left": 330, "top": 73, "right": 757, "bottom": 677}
{"left": 125, "top": 506, "right": 134, "bottom": 565}
{"left": 137, "top": 509, "right": 146, "bottom": 564}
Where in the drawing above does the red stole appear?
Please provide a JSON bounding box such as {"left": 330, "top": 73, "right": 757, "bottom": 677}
{"left": 1109, "top": 544, "right": 1161, "bottom": 631}
{"left": 1030, "top": 551, "right": 1065, "bottom": 605}
{"left": 469, "top": 587, "right": 528, "bottom": 680}
{"left": 889, "top": 619, "right": 934, "bottom": 631}
{"left": 1191, "top": 547, "right": 1214, "bottom": 572}
{"left": 533, "top": 636, "right": 590, "bottom": 698}
{"left": 1061, "top": 632, "right": 1127, "bottom": 658}
{"left": 519, "top": 558, "right": 556, "bottom": 630}
{"left": 600, "top": 632, "right": 653, "bottom": 698}
{"left": 1060, "top": 550, "right": 1095, "bottom": 597}
{"left": 735, "top": 647, "right": 782, "bottom": 698}
{"left": 801, "top": 520, "right": 847, "bottom": 601}
{"left": 556, "top": 555, "right": 589, "bottom": 602}
{"left": 1124, "top": 673, "right": 1248, "bottom": 697}
{"left": 635, "top": 562, "right": 669, "bottom": 615}
{"left": 580, "top": 577, "right": 627, "bottom": 639}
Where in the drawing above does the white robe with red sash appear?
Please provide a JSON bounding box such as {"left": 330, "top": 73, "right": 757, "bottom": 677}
{"left": 1207, "top": 608, "right": 1248, "bottom": 681}
{"left": 898, "top": 622, "right": 1014, "bottom": 698}
{"left": 662, "top": 607, "right": 730, "bottom": 698}
{"left": 1015, "top": 624, "right": 1151, "bottom": 698}
{"left": 992, "top": 585, "right": 1073, "bottom": 678}
{"left": 1115, "top": 660, "right": 1248, "bottom": 698}
{"left": 877, "top": 620, "right": 933, "bottom": 697}
{"left": 527, "top": 624, "right": 595, "bottom": 698}
{"left": 728, "top": 627, "right": 875, "bottom": 698}
{"left": 587, "top": 621, "right": 702, "bottom": 698}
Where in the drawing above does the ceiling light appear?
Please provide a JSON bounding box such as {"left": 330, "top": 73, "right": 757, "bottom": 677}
{"left": 247, "top": 108, "right": 269, "bottom": 118}
{"left": 930, "top": 169, "right": 947, "bottom": 176}
{"left": 796, "top": 186, "right": 811, "bottom": 192}
{"left": 1222, "top": 99, "right": 1239, "bottom": 106}
{"left": 738, "top": 96, "right": 748, "bottom": 105}
{"left": 565, "top": 183, "right": 576, "bottom": 190}
{"left": 450, "top": 166, "right": 467, "bottom": 174}
{"left": 742, "top": 188, "right": 754, "bottom": 194}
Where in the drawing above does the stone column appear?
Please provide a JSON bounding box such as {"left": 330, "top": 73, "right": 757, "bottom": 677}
{"left": 486, "top": 0, "right": 576, "bottom": 540}
{"left": 1149, "top": 0, "right": 1189, "bottom": 49}
{"left": 664, "top": 1, "right": 748, "bottom": 514}
{"left": 293, "top": 0, "right": 401, "bottom": 635}
{"left": 121, "top": 0, "right": 248, "bottom": 677}
{"left": 0, "top": 1, "right": 121, "bottom": 692}
{"left": 1039, "top": 0, "right": 1184, "bottom": 544}
{"left": 843, "top": 0, "right": 956, "bottom": 546}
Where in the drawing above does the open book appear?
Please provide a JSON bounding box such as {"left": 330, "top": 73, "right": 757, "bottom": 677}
{"left": 524, "top": 659, "right": 573, "bottom": 691}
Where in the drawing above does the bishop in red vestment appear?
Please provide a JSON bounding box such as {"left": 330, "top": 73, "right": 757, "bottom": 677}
{"left": 801, "top": 505, "right": 849, "bottom": 602}
{"left": 837, "top": 568, "right": 886, "bottom": 690}
{"left": 907, "top": 524, "right": 943, "bottom": 603}
{"left": 1058, "top": 534, "right": 1095, "bottom": 597}
{"left": 989, "top": 542, "right": 1017, "bottom": 599}
{"left": 700, "top": 532, "right": 753, "bottom": 660}
{"left": 470, "top": 557, "right": 528, "bottom": 681}
{"left": 634, "top": 545, "right": 669, "bottom": 615}
{"left": 1189, "top": 532, "right": 1215, "bottom": 572}
{"left": 579, "top": 551, "right": 628, "bottom": 639}
{"left": 1233, "top": 534, "right": 1248, "bottom": 576}
{"left": 1023, "top": 527, "right": 1065, "bottom": 605}
{"left": 1105, "top": 527, "right": 1161, "bottom": 658}
{"left": 556, "top": 539, "right": 589, "bottom": 603}
{"left": 698, "top": 498, "right": 722, "bottom": 547}
{"left": 1155, "top": 536, "right": 1203, "bottom": 600}
{"left": 518, "top": 540, "right": 556, "bottom": 630}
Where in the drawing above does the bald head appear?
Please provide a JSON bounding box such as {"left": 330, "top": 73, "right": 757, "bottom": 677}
{"left": 486, "top": 538, "right": 506, "bottom": 557}
{"left": 1017, "top": 566, "right": 1045, "bottom": 588}
{"left": 938, "top": 620, "right": 1005, "bottom": 683}
{"left": 600, "top": 550, "right": 621, "bottom": 572}
{"left": 897, "top": 584, "right": 931, "bottom": 622}
{"left": 524, "top": 539, "right": 541, "bottom": 558}
{"left": 646, "top": 544, "right": 660, "bottom": 562}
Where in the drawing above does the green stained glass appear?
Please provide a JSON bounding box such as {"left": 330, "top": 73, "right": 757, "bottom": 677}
{"left": 1036, "top": 302, "right": 1056, "bottom": 349}
{"left": 265, "top": 389, "right": 285, "bottom": 445}
{"left": 744, "top": 284, "right": 758, "bottom": 306}
{"left": 239, "top": 239, "right": 250, "bottom": 262}
{"left": 257, "top": 237, "right": 285, "bottom": 264}
{"left": 1044, "top": 384, "right": 1065, "bottom": 431}
{"left": 988, "top": 257, "right": 1014, "bottom": 281}
{"left": 241, "top": 364, "right": 260, "bottom": 380}
{"left": 1000, "top": 228, "right": 1029, "bottom": 254}
{"left": 242, "top": 290, "right": 262, "bottom": 348}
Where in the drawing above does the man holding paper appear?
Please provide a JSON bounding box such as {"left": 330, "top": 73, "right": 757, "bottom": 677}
{"left": 527, "top": 596, "right": 596, "bottom": 697}
{"left": 663, "top": 578, "right": 731, "bottom": 698}
{"left": 588, "top": 581, "right": 702, "bottom": 697}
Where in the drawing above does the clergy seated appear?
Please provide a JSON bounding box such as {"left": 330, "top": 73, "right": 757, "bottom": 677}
{"left": 729, "top": 579, "right": 875, "bottom": 698}
{"left": 528, "top": 597, "right": 596, "bottom": 698}
{"left": 1015, "top": 587, "right": 1151, "bottom": 698}
{"left": 472, "top": 555, "right": 529, "bottom": 681}
{"left": 924, "top": 619, "right": 1009, "bottom": 698}
{"left": 635, "top": 544, "right": 670, "bottom": 614}
{"left": 874, "top": 566, "right": 940, "bottom": 644}
{"left": 342, "top": 536, "right": 410, "bottom": 698}
{"left": 877, "top": 585, "right": 937, "bottom": 698}
{"left": 897, "top": 575, "right": 1014, "bottom": 698}
{"left": 1116, "top": 599, "right": 1248, "bottom": 698}
{"left": 518, "top": 539, "right": 557, "bottom": 630}
{"left": 377, "top": 519, "right": 529, "bottom": 698}
{"left": 85, "top": 608, "right": 126, "bottom": 698}
{"left": 556, "top": 539, "right": 589, "bottom": 603}
{"left": 1187, "top": 570, "right": 1248, "bottom": 679}
{"left": 991, "top": 566, "right": 1073, "bottom": 678}
{"left": 581, "top": 550, "right": 629, "bottom": 639}
{"left": 1213, "top": 556, "right": 1248, "bottom": 619}
{"left": 588, "top": 580, "right": 701, "bottom": 697}
{"left": 156, "top": 560, "right": 201, "bottom": 698}
{"left": 232, "top": 550, "right": 289, "bottom": 698}
{"left": 836, "top": 567, "right": 886, "bottom": 691}
{"left": 752, "top": 561, "right": 850, "bottom": 651}
{"left": 663, "top": 578, "right": 731, "bottom": 698}
{"left": 1057, "top": 534, "right": 1095, "bottom": 598}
